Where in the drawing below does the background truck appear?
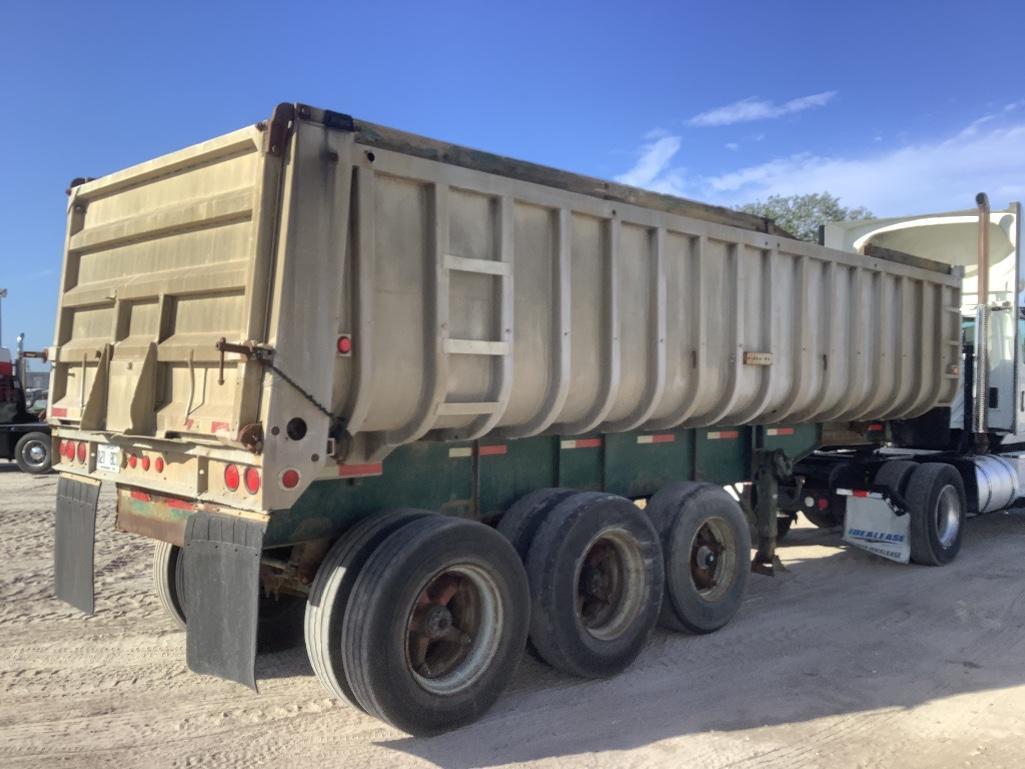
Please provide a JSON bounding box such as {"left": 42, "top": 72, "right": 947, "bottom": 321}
{"left": 50, "top": 103, "right": 962, "bottom": 735}
{"left": 781, "top": 198, "right": 1023, "bottom": 567}
{"left": 0, "top": 346, "right": 51, "bottom": 473}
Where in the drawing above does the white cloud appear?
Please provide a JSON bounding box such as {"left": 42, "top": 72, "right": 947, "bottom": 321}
{"left": 614, "top": 135, "right": 682, "bottom": 188}
{"left": 616, "top": 113, "right": 1025, "bottom": 216}
{"left": 724, "top": 142, "right": 740, "bottom": 151}
{"left": 687, "top": 91, "right": 837, "bottom": 127}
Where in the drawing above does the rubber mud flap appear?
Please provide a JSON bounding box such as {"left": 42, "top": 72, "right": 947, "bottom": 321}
{"left": 54, "top": 476, "right": 101, "bottom": 613}
{"left": 183, "top": 512, "right": 266, "bottom": 690}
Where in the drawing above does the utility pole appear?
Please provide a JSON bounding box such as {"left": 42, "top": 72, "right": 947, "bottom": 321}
{"left": 0, "top": 288, "right": 6, "bottom": 348}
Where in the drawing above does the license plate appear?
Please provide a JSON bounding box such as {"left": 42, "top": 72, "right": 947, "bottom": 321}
{"left": 96, "top": 444, "right": 121, "bottom": 473}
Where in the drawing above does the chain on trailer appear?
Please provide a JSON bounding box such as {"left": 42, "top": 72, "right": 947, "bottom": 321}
{"left": 215, "top": 338, "right": 333, "bottom": 419}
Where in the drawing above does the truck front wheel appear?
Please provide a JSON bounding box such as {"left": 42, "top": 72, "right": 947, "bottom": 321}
{"left": 14, "top": 431, "right": 51, "bottom": 474}
{"left": 340, "top": 516, "right": 529, "bottom": 735}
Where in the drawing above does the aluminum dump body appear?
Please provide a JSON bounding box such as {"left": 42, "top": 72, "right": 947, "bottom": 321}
{"left": 49, "top": 103, "right": 963, "bottom": 512}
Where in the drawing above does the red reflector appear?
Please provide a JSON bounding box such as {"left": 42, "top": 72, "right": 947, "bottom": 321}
{"left": 281, "top": 469, "right": 300, "bottom": 489}
{"left": 155, "top": 457, "right": 165, "bottom": 473}
{"left": 224, "top": 464, "right": 240, "bottom": 491}
{"left": 852, "top": 490, "right": 869, "bottom": 498}
{"left": 817, "top": 497, "right": 830, "bottom": 510}
{"left": 128, "top": 454, "right": 138, "bottom": 469}
{"left": 337, "top": 335, "right": 353, "bottom": 355}
{"left": 76, "top": 441, "right": 87, "bottom": 463}
{"left": 141, "top": 456, "right": 151, "bottom": 472}
{"left": 244, "top": 467, "right": 261, "bottom": 494}
{"left": 867, "top": 423, "right": 883, "bottom": 432}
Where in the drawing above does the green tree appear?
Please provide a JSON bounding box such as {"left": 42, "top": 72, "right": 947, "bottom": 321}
{"left": 738, "top": 192, "right": 873, "bottom": 242}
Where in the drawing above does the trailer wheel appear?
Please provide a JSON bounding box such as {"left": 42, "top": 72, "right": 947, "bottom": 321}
{"left": 906, "top": 463, "right": 966, "bottom": 566}
{"left": 153, "top": 541, "right": 186, "bottom": 630}
{"left": 14, "top": 431, "right": 51, "bottom": 474}
{"left": 305, "top": 509, "right": 434, "bottom": 710}
{"left": 497, "top": 487, "right": 577, "bottom": 560}
{"left": 648, "top": 482, "right": 751, "bottom": 634}
{"left": 874, "top": 460, "right": 918, "bottom": 497}
{"left": 153, "top": 541, "right": 308, "bottom": 650}
{"left": 525, "top": 492, "right": 663, "bottom": 678}
{"left": 341, "top": 516, "right": 529, "bottom": 735}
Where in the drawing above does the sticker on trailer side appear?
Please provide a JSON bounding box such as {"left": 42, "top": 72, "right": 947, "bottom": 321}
{"left": 842, "top": 495, "right": 911, "bottom": 564}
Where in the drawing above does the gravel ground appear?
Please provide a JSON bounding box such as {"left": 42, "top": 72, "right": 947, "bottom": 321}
{"left": 2, "top": 465, "right": 1025, "bottom": 769}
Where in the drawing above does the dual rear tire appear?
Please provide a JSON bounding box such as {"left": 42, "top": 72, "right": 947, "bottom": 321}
{"left": 305, "top": 512, "right": 529, "bottom": 735}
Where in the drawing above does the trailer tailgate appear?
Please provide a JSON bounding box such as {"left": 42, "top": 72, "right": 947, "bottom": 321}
{"left": 49, "top": 124, "right": 282, "bottom": 443}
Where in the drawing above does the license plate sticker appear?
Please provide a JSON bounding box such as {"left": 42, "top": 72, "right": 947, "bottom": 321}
{"left": 96, "top": 444, "right": 121, "bottom": 473}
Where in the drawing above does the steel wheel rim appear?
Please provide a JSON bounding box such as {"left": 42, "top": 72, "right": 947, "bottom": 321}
{"left": 575, "top": 528, "right": 647, "bottom": 641}
{"left": 689, "top": 517, "right": 737, "bottom": 602}
{"left": 935, "top": 485, "right": 961, "bottom": 548}
{"left": 405, "top": 564, "right": 502, "bottom": 696}
{"left": 21, "top": 439, "right": 48, "bottom": 469}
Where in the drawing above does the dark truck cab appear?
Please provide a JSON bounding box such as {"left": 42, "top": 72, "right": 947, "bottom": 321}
{"left": 0, "top": 350, "right": 51, "bottom": 474}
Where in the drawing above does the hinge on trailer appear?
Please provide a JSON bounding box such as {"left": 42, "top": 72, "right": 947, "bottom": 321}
{"left": 259, "top": 103, "right": 295, "bottom": 156}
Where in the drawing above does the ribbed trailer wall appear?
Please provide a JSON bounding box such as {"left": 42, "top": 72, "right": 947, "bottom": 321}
{"left": 310, "top": 117, "right": 963, "bottom": 461}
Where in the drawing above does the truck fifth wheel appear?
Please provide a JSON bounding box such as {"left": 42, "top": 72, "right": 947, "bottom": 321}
{"left": 49, "top": 103, "right": 964, "bottom": 734}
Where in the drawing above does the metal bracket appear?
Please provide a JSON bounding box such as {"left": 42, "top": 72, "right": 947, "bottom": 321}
{"left": 751, "top": 448, "right": 792, "bottom": 577}
{"left": 215, "top": 338, "right": 274, "bottom": 386}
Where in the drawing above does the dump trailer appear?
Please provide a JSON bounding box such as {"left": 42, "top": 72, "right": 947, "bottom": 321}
{"left": 49, "top": 103, "right": 962, "bottom": 735}
{"left": 783, "top": 198, "right": 1025, "bottom": 567}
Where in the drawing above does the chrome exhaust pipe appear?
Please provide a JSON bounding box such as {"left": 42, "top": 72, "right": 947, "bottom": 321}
{"left": 973, "top": 192, "right": 991, "bottom": 442}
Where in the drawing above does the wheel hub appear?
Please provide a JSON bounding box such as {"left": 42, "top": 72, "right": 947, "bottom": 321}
{"left": 421, "top": 604, "right": 454, "bottom": 639}
{"left": 27, "top": 443, "right": 46, "bottom": 462}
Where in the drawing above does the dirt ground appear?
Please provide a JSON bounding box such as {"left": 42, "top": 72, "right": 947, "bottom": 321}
{"left": 2, "top": 466, "right": 1025, "bottom": 769}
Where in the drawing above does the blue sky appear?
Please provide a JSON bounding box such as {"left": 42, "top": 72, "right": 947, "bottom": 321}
{"left": 1, "top": 0, "right": 1023, "bottom": 353}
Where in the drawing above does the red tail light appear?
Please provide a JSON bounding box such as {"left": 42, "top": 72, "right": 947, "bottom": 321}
{"left": 155, "top": 457, "right": 165, "bottom": 473}
{"left": 141, "top": 456, "right": 151, "bottom": 472}
{"left": 76, "top": 441, "right": 87, "bottom": 463}
{"left": 128, "top": 454, "right": 138, "bottom": 469}
{"left": 281, "top": 469, "right": 300, "bottom": 489}
{"left": 244, "top": 467, "right": 261, "bottom": 494}
{"left": 224, "top": 464, "right": 240, "bottom": 491}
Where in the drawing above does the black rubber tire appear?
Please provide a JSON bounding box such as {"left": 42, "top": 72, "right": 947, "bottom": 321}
{"left": 874, "top": 460, "right": 918, "bottom": 498}
{"left": 525, "top": 492, "right": 663, "bottom": 678}
{"left": 154, "top": 541, "right": 308, "bottom": 651}
{"left": 906, "top": 463, "right": 966, "bottom": 566}
{"left": 153, "top": 540, "right": 186, "bottom": 630}
{"left": 341, "top": 516, "right": 529, "bottom": 735}
{"left": 304, "top": 509, "right": 434, "bottom": 710}
{"left": 14, "top": 431, "right": 51, "bottom": 474}
{"left": 497, "top": 487, "right": 577, "bottom": 560}
{"left": 647, "top": 482, "right": 751, "bottom": 634}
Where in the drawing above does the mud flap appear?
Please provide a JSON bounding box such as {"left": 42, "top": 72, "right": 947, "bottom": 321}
{"left": 183, "top": 512, "right": 266, "bottom": 690}
{"left": 840, "top": 491, "right": 911, "bottom": 564}
{"left": 54, "top": 476, "right": 101, "bottom": 613}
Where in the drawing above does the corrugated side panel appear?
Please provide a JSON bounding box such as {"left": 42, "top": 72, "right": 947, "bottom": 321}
{"left": 50, "top": 126, "right": 278, "bottom": 442}
{"left": 328, "top": 137, "right": 962, "bottom": 460}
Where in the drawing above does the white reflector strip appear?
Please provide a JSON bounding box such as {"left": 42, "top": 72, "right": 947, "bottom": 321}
{"left": 766, "top": 427, "right": 795, "bottom": 436}
{"left": 707, "top": 430, "right": 739, "bottom": 440}
{"left": 836, "top": 488, "right": 884, "bottom": 499}
{"left": 448, "top": 447, "right": 472, "bottom": 459}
